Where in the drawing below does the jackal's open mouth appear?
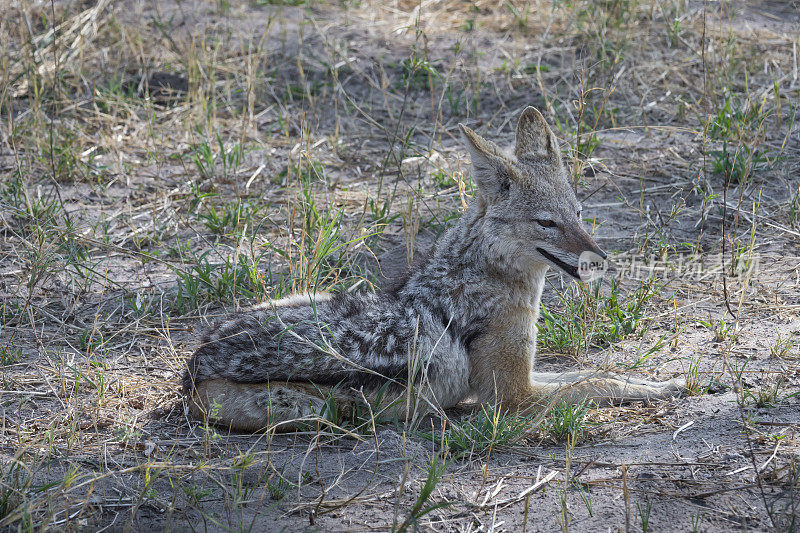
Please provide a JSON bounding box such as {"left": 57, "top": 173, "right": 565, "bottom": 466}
{"left": 536, "top": 248, "right": 580, "bottom": 279}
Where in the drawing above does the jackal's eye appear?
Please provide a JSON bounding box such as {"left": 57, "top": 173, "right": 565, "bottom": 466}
{"left": 536, "top": 219, "right": 556, "bottom": 228}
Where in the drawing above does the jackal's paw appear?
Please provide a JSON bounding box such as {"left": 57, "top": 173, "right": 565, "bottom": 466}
{"left": 660, "top": 377, "right": 687, "bottom": 397}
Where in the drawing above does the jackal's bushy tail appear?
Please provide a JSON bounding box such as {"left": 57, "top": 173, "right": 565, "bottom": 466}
{"left": 182, "top": 291, "right": 414, "bottom": 395}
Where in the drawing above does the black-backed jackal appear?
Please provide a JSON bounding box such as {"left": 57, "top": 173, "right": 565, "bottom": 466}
{"left": 183, "top": 107, "right": 685, "bottom": 432}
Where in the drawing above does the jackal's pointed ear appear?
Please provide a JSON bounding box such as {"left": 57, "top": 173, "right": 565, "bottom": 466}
{"left": 515, "top": 107, "right": 560, "bottom": 162}
{"left": 459, "top": 123, "right": 510, "bottom": 201}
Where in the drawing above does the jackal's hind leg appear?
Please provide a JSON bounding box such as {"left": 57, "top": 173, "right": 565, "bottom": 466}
{"left": 528, "top": 371, "right": 685, "bottom": 408}
{"left": 188, "top": 380, "right": 409, "bottom": 432}
{"left": 188, "top": 380, "right": 353, "bottom": 432}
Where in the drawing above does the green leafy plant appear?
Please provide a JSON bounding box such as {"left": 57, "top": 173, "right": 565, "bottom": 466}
{"left": 395, "top": 452, "right": 452, "bottom": 532}
{"left": 171, "top": 248, "right": 274, "bottom": 314}
{"left": 190, "top": 131, "right": 244, "bottom": 181}
{"left": 419, "top": 405, "right": 533, "bottom": 458}
{"left": 539, "top": 278, "right": 660, "bottom": 355}
{"left": 547, "top": 399, "right": 591, "bottom": 441}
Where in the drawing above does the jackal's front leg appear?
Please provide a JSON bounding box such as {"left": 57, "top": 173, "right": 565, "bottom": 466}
{"left": 528, "top": 371, "right": 686, "bottom": 408}
{"left": 467, "top": 312, "right": 685, "bottom": 412}
{"left": 467, "top": 319, "right": 542, "bottom": 409}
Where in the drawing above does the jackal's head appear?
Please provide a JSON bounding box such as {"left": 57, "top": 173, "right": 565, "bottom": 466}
{"left": 459, "top": 107, "right": 606, "bottom": 280}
